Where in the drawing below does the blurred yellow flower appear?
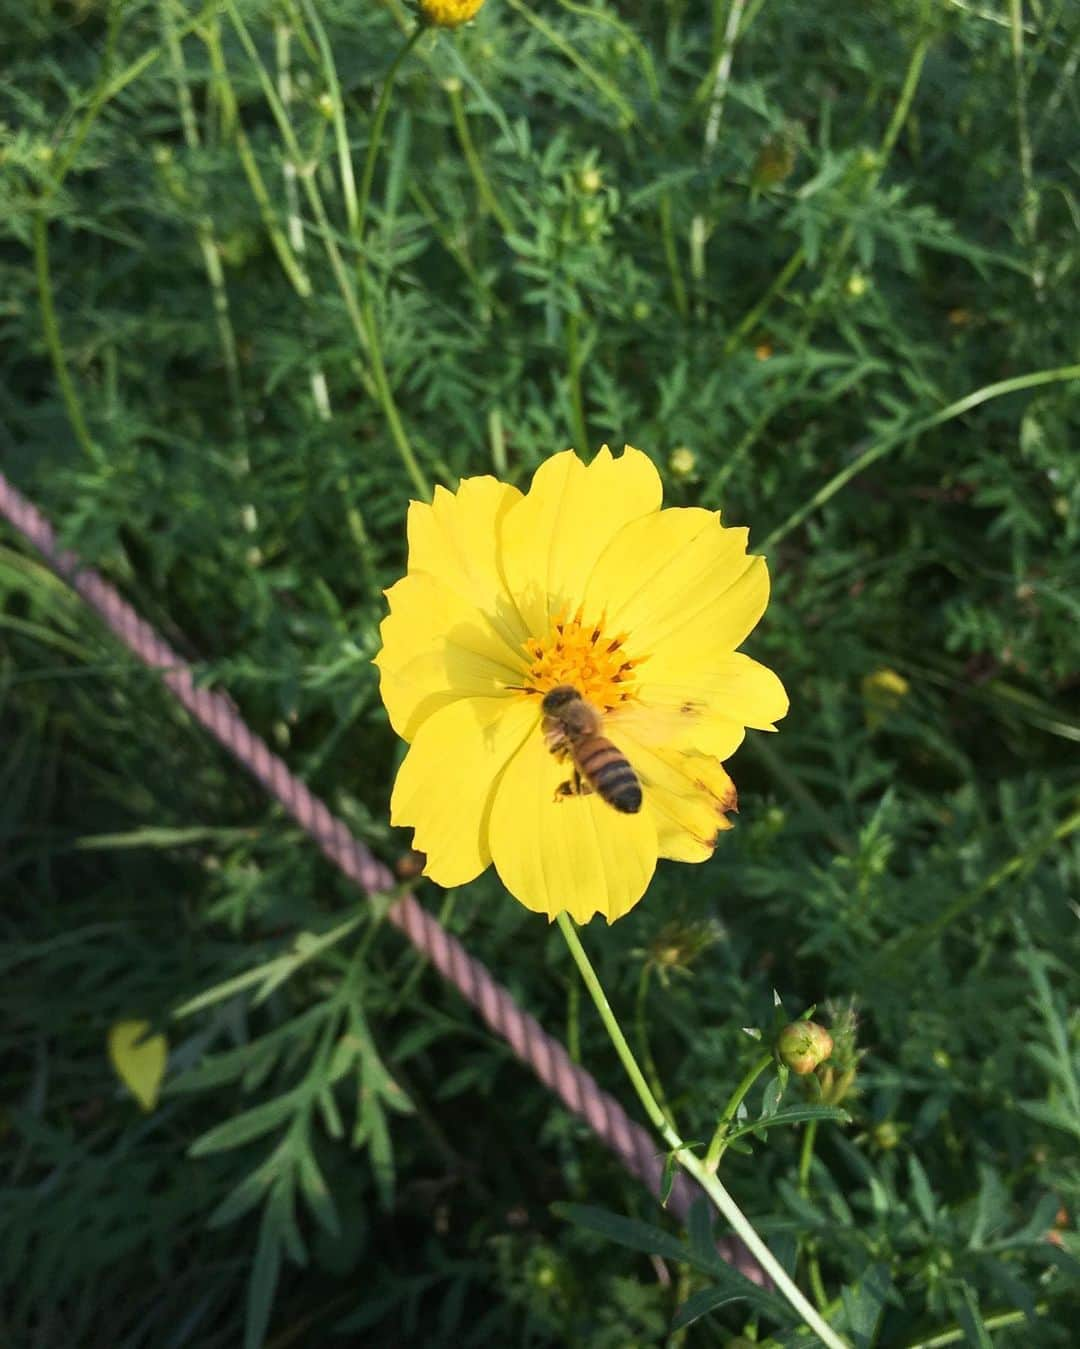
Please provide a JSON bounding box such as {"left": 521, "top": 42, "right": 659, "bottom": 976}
{"left": 375, "top": 446, "right": 787, "bottom": 923}
{"left": 862, "top": 666, "right": 910, "bottom": 728}
{"left": 419, "top": 0, "right": 485, "bottom": 27}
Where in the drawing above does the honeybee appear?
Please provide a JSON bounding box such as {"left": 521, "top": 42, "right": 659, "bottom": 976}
{"left": 541, "top": 684, "right": 643, "bottom": 815}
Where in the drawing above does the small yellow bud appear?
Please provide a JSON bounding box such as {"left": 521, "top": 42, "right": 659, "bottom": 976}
{"left": 846, "top": 271, "right": 868, "bottom": 298}
{"left": 578, "top": 166, "right": 603, "bottom": 195}
{"left": 871, "top": 1120, "right": 902, "bottom": 1151}
{"left": 419, "top": 0, "right": 485, "bottom": 27}
{"left": 754, "top": 341, "right": 774, "bottom": 361}
{"left": 668, "top": 446, "right": 697, "bottom": 479}
{"left": 316, "top": 92, "right": 334, "bottom": 120}
{"left": 631, "top": 300, "right": 651, "bottom": 322}
{"left": 441, "top": 76, "right": 463, "bottom": 95}
{"left": 777, "top": 1021, "right": 834, "bottom": 1075}
{"left": 862, "top": 666, "right": 910, "bottom": 729}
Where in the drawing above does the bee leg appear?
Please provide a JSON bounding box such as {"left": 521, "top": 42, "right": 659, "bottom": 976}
{"left": 573, "top": 768, "right": 594, "bottom": 798}
{"left": 553, "top": 779, "right": 576, "bottom": 803}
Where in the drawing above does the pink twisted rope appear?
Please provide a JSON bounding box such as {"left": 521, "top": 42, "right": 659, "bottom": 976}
{"left": 0, "top": 470, "right": 765, "bottom": 1276}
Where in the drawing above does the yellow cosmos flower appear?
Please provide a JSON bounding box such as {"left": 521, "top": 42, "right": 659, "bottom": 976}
{"left": 375, "top": 446, "right": 788, "bottom": 924}
{"left": 418, "top": 0, "right": 485, "bottom": 27}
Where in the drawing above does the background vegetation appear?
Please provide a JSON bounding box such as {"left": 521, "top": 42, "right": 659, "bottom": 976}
{"left": 3, "top": 0, "right": 1079, "bottom": 1344}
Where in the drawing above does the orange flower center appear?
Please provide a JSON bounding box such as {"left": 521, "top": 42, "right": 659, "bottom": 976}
{"left": 520, "top": 610, "right": 644, "bottom": 711}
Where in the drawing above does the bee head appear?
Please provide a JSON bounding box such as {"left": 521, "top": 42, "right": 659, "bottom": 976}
{"left": 541, "top": 684, "right": 580, "bottom": 714}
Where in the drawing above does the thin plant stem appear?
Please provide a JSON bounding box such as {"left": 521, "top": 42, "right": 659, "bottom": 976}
{"left": 1008, "top": 0, "right": 1043, "bottom": 293}
{"left": 567, "top": 975, "right": 581, "bottom": 1064}
{"left": 762, "top": 363, "right": 1080, "bottom": 550}
{"left": 903, "top": 1304, "right": 1048, "bottom": 1349}
{"left": 634, "top": 964, "right": 678, "bottom": 1130}
{"left": 703, "top": 1050, "right": 773, "bottom": 1172}
{"left": 797, "top": 1117, "right": 829, "bottom": 1312}
{"left": 556, "top": 913, "right": 848, "bottom": 1349}
{"left": 565, "top": 310, "right": 589, "bottom": 454}
{"left": 160, "top": 1, "right": 249, "bottom": 460}
{"left": 691, "top": 0, "right": 749, "bottom": 314}
{"left": 446, "top": 81, "right": 514, "bottom": 236}
{"left": 356, "top": 27, "right": 424, "bottom": 259}
{"left": 298, "top": 0, "right": 360, "bottom": 237}
{"left": 32, "top": 213, "right": 100, "bottom": 466}
{"left": 798, "top": 1117, "right": 818, "bottom": 1196}
{"left": 203, "top": 22, "right": 313, "bottom": 298}
{"left": 272, "top": 22, "right": 331, "bottom": 418}
{"left": 658, "top": 192, "right": 689, "bottom": 319}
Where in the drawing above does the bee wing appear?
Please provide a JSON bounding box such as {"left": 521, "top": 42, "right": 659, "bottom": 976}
{"left": 604, "top": 692, "right": 710, "bottom": 750}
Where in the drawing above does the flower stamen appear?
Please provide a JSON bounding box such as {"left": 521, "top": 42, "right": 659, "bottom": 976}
{"left": 516, "top": 612, "right": 644, "bottom": 711}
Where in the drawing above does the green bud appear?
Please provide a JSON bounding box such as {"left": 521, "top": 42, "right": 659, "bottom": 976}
{"left": 777, "top": 1020, "right": 834, "bottom": 1075}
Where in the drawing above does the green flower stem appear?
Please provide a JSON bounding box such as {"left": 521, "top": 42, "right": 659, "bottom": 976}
{"left": 32, "top": 213, "right": 100, "bottom": 466}
{"left": 658, "top": 192, "right": 689, "bottom": 319}
{"left": 356, "top": 26, "right": 424, "bottom": 259}
{"left": 565, "top": 310, "right": 589, "bottom": 455}
{"left": 797, "top": 1116, "right": 829, "bottom": 1312}
{"left": 634, "top": 964, "right": 678, "bottom": 1130}
{"left": 348, "top": 23, "right": 432, "bottom": 501}
{"left": 703, "top": 1050, "right": 774, "bottom": 1173}
{"left": 763, "top": 363, "right": 1080, "bottom": 551}
{"left": 904, "top": 1304, "right": 1047, "bottom": 1349}
{"left": 446, "top": 81, "right": 515, "bottom": 237}
{"left": 557, "top": 914, "right": 848, "bottom": 1349}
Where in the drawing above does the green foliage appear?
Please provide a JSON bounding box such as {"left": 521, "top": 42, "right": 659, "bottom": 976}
{"left": 3, "top": 0, "right": 1080, "bottom": 1344}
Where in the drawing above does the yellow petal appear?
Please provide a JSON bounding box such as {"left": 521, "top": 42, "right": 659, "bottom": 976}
{"left": 390, "top": 697, "right": 538, "bottom": 887}
{"left": 488, "top": 725, "right": 658, "bottom": 923}
{"left": 609, "top": 727, "right": 736, "bottom": 864}
{"left": 627, "top": 653, "right": 788, "bottom": 755}
{"left": 405, "top": 476, "right": 525, "bottom": 649}
{"left": 108, "top": 1019, "right": 167, "bottom": 1112}
{"left": 582, "top": 506, "right": 769, "bottom": 659}
{"left": 499, "top": 446, "right": 662, "bottom": 638}
{"left": 376, "top": 573, "right": 528, "bottom": 741}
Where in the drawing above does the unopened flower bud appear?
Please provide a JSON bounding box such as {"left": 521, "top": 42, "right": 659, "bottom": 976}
{"left": 578, "top": 166, "right": 603, "bottom": 195}
{"left": 316, "top": 92, "right": 334, "bottom": 121}
{"left": 862, "top": 666, "right": 910, "bottom": 729}
{"left": 777, "top": 1020, "right": 834, "bottom": 1075}
{"left": 668, "top": 446, "right": 697, "bottom": 479}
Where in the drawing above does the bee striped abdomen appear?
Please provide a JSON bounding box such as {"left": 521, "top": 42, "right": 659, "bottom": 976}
{"left": 577, "top": 735, "right": 643, "bottom": 814}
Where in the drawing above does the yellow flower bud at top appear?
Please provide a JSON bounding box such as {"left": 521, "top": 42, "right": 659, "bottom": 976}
{"left": 777, "top": 1020, "right": 834, "bottom": 1075}
{"left": 419, "top": 0, "right": 485, "bottom": 27}
{"left": 846, "top": 271, "right": 868, "bottom": 298}
{"left": 668, "top": 446, "right": 697, "bottom": 479}
{"left": 316, "top": 92, "right": 334, "bottom": 120}
{"left": 579, "top": 166, "right": 603, "bottom": 195}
